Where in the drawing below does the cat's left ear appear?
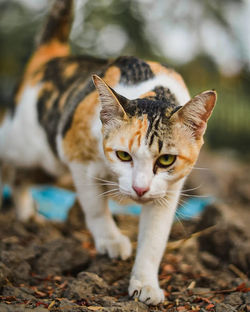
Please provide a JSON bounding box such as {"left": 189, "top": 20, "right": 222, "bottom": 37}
{"left": 170, "top": 90, "right": 216, "bottom": 139}
{"left": 92, "top": 74, "right": 128, "bottom": 126}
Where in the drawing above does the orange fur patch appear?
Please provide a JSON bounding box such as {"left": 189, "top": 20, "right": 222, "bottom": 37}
{"left": 63, "top": 90, "right": 99, "bottom": 162}
{"left": 137, "top": 134, "right": 141, "bottom": 146}
{"left": 63, "top": 63, "right": 78, "bottom": 79}
{"left": 15, "top": 40, "right": 70, "bottom": 104}
{"left": 102, "top": 66, "right": 121, "bottom": 87}
{"left": 57, "top": 82, "right": 84, "bottom": 110}
{"left": 58, "top": 88, "right": 71, "bottom": 110}
{"left": 128, "top": 137, "right": 134, "bottom": 152}
{"left": 139, "top": 91, "right": 156, "bottom": 98}
{"left": 103, "top": 148, "right": 114, "bottom": 162}
{"left": 38, "top": 82, "right": 58, "bottom": 111}
{"left": 128, "top": 116, "right": 148, "bottom": 151}
{"left": 47, "top": 91, "right": 59, "bottom": 111}
{"left": 62, "top": 66, "right": 123, "bottom": 161}
{"left": 104, "top": 147, "right": 113, "bottom": 153}
{"left": 147, "top": 61, "right": 187, "bottom": 90}
{"left": 142, "top": 115, "right": 148, "bottom": 133}
{"left": 120, "top": 137, "right": 125, "bottom": 145}
{"left": 178, "top": 154, "right": 192, "bottom": 163}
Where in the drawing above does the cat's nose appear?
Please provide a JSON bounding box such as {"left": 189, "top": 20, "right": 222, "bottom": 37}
{"left": 132, "top": 185, "right": 149, "bottom": 197}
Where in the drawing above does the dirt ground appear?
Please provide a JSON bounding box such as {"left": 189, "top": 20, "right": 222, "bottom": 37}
{"left": 0, "top": 150, "right": 249, "bottom": 312}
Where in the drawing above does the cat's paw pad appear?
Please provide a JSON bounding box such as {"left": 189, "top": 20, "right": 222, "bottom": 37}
{"left": 96, "top": 234, "right": 132, "bottom": 260}
{"left": 129, "top": 278, "right": 165, "bottom": 305}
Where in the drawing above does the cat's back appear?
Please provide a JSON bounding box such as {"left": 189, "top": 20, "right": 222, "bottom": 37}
{"left": 0, "top": 54, "right": 108, "bottom": 172}
{"left": 0, "top": 54, "right": 190, "bottom": 170}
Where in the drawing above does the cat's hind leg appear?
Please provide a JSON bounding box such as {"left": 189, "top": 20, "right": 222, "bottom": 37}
{"left": 13, "top": 183, "right": 38, "bottom": 221}
{"left": 0, "top": 164, "right": 38, "bottom": 221}
{"left": 69, "top": 162, "right": 132, "bottom": 260}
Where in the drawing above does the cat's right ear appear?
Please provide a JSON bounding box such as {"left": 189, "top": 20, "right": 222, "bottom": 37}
{"left": 170, "top": 90, "right": 216, "bottom": 140}
{"left": 92, "top": 75, "right": 128, "bottom": 125}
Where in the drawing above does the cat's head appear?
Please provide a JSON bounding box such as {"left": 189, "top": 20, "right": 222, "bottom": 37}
{"left": 93, "top": 75, "right": 216, "bottom": 203}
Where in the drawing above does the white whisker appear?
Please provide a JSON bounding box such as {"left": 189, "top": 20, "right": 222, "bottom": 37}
{"left": 85, "top": 173, "right": 118, "bottom": 185}
{"left": 180, "top": 193, "right": 211, "bottom": 198}
{"left": 97, "top": 188, "right": 119, "bottom": 198}
{"left": 174, "top": 212, "right": 187, "bottom": 236}
{"left": 192, "top": 166, "right": 211, "bottom": 171}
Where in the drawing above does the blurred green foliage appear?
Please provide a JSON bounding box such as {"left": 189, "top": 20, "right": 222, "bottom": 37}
{"left": 0, "top": 0, "right": 249, "bottom": 155}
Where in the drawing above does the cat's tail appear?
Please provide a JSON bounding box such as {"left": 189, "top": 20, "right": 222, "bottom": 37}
{"left": 36, "top": 0, "right": 74, "bottom": 50}
{"left": 26, "top": 0, "right": 73, "bottom": 72}
{"left": 14, "top": 0, "right": 74, "bottom": 102}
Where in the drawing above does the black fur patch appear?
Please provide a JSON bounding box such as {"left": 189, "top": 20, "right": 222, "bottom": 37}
{"left": 113, "top": 56, "right": 154, "bottom": 85}
{"left": 36, "top": 56, "right": 108, "bottom": 154}
{"left": 115, "top": 85, "right": 179, "bottom": 147}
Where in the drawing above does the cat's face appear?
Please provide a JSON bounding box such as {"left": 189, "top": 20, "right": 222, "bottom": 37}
{"left": 93, "top": 75, "right": 216, "bottom": 203}
{"left": 102, "top": 115, "right": 201, "bottom": 203}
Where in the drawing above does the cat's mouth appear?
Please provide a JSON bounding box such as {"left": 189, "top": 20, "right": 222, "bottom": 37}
{"left": 119, "top": 189, "right": 158, "bottom": 204}
{"left": 130, "top": 196, "right": 154, "bottom": 204}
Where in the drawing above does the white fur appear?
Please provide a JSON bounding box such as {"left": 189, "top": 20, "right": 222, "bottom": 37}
{"left": 103, "top": 137, "right": 180, "bottom": 202}
{"left": 113, "top": 74, "right": 190, "bottom": 105}
{"left": 129, "top": 179, "right": 184, "bottom": 305}
{"left": 13, "top": 184, "right": 36, "bottom": 221}
{"left": 90, "top": 105, "right": 105, "bottom": 157}
{"left": 0, "top": 84, "right": 64, "bottom": 176}
{"left": 69, "top": 161, "right": 132, "bottom": 260}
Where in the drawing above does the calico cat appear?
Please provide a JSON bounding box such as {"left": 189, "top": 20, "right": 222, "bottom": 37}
{"left": 0, "top": 0, "right": 216, "bottom": 305}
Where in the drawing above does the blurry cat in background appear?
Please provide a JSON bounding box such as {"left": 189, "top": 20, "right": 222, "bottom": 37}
{"left": 0, "top": 0, "right": 216, "bottom": 305}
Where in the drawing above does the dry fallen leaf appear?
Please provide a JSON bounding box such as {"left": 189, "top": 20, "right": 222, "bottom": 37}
{"left": 88, "top": 306, "right": 103, "bottom": 311}
{"left": 48, "top": 300, "right": 56, "bottom": 310}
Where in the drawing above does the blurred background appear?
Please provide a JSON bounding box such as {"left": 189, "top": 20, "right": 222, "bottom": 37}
{"left": 0, "top": 0, "right": 250, "bottom": 157}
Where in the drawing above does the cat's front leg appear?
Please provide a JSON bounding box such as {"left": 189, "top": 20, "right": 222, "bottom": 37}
{"left": 69, "top": 162, "right": 132, "bottom": 260}
{"left": 129, "top": 190, "right": 180, "bottom": 305}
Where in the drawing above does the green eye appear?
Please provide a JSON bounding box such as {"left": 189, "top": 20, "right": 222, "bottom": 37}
{"left": 157, "top": 154, "right": 176, "bottom": 168}
{"left": 116, "top": 151, "right": 132, "bottom": 162}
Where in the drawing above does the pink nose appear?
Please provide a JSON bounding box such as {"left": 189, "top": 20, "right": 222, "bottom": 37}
{"left": 132, "top": 186, "right": 149, "bottom": 197}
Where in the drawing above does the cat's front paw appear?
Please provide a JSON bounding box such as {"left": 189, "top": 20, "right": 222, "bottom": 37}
{"left": 129, "top": 277, "right": 165, "bottom": 305}
{"left": 95, "top": 234, "right": 132, "bottom": 260}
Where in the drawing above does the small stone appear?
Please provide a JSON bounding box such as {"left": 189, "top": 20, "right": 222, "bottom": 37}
{"left": 215, "top": 303, "right": 236, "bottom": 312}
{"left": 243, "top": 292, "right": 250, "bottom": 305}
{"left": 35, "top": 238, "right": 90, "bottom": 276}
{"left": 64, "top": 272, "right": 108, "bottom": 299}
{"left": 2, "top": 285, "right": 35, "bottom": 300}
{"left": 224, "top": 292, "right": 243, "bottom": 306}
{"left": 109, "top": 300, "right": 148, "bottom": 312}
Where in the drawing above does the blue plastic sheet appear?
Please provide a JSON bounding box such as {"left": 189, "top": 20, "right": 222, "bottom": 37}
{"left": 2, "top": 185, "right": 213, "bottom": 221}
{"left": 31, "top": 186, "right": 76, "bottom": 221}
{"left": 3, "top": 185, "right": 12, "bottom": 199}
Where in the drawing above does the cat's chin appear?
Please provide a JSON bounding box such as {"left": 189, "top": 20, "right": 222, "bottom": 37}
{"left": 131, "top": 197, "right": 154, "bottom": 204}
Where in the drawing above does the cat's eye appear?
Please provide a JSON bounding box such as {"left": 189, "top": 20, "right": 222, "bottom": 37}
{"left": 116, "top": 151, "right": 132, "bottom": 162}
{"left": 156, "top": 154, "right": 176, "bottom": 168}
